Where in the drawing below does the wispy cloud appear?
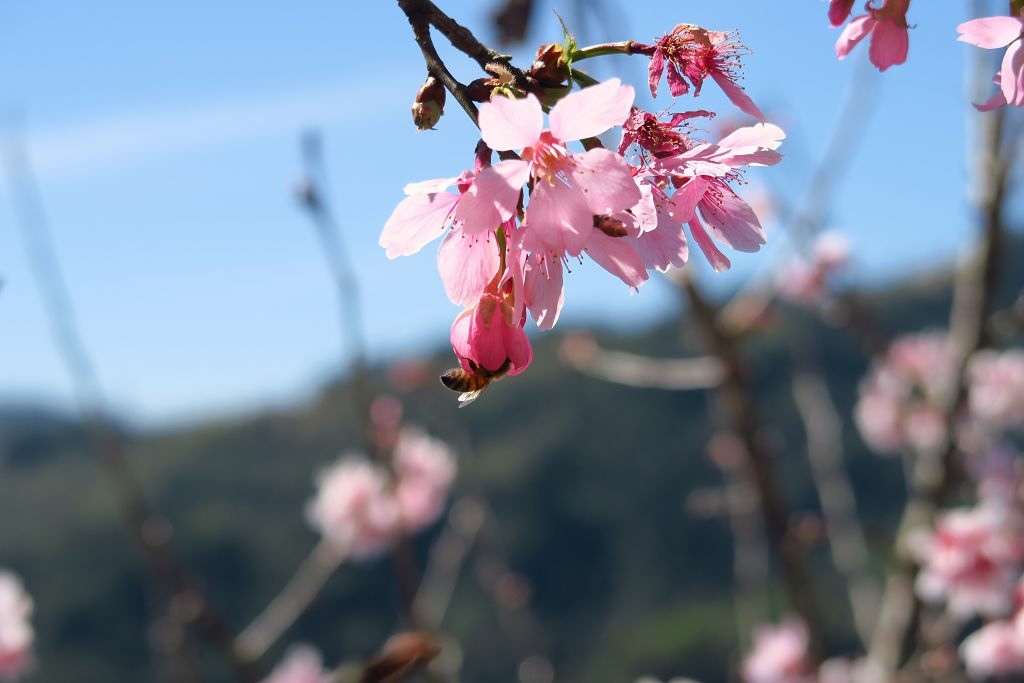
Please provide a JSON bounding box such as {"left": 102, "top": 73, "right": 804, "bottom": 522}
{"left": 11, "top": 81, "right": 407, "bottom": 180}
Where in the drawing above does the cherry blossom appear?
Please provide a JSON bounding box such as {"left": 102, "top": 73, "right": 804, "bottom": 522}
{"left": 854, "top": 332, "right": 952, "bottom": 454}
{"left": 968, "top": 349, "right": 1024, "bottom": 429}
{"left": 261, "top": 646, "right": 332, "bottom": 683}
{"left": 0, "top": 572, "right": 32, "bottom": 682}
{"left": 960, "top": 620, "right": 1024, "bottom": 680}
{"left": 914, "top": 505, "right": 1023, "bottom": 619}
{"left": 393, "top": 428, "right": 457, "bottom": 532}
{"left": 306, "top": 458, "right": 401, "bottom": 558}
{"left": 741, "top": 619, "right": 809, "bottom": 683}
{"left": 450, "top": 289, "right": 533, "bottom": 377}
{"left": 834, "top": 0, "right": 911, "bottom": 72}
{"left": 643, "top": 24, "right": 764, "bottom": 120}
{"left": 777, "top": 232, "right": 850, "bottom": 305}
{"left": 957, "top": 13, "right": 1024, "bottom": 109}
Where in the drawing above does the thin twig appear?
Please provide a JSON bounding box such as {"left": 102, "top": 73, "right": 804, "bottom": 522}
{"left": 236, "top": 541, "right": 347, "bottom": 661}
{"left": 792, "top": 368, "right": 879, "bottom": 648}
{"left": 3, "top": 119, "right": 257, "bottom": 682}
{"left": 560, "top": 334, "right": 725, "bottom": 390}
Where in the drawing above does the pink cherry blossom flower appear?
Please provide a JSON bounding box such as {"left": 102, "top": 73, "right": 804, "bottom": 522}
{"left": 957, "top": 13, "right": 1024, "bottom": 109}
{"left": 777, "top": 232, "right": 851, "bottom": 305}
{"left": 393, "top": 428, "right": 457, "bottom": 532}
{"left": 968, "top": 349, "right": 1024, "bottom": 428}
{"left": 261, "top": 646, "right": 332, "bottom": 683}
{"left": 960, "top": 620, "right": 1024, "bottom": 680}
{"left": 835, "top": 0, "right": 911, "bottom": 72}
{"left": 741, "top": 619, "right": 809, "bottom": 683}
{"left": 644, "top": 24, "right": 765, "bottom": 120}
{"left": 855, "top": 332, "right": 953, "bottom": 454}
{"left": 914, "top": 505, "right": 1024, "bottom": 619}
{"left": 306, "top": 458, "right": 401, "bottom": 559}
{"left": 472, "top": 79, "right": 640, "bottom": 259}
{"left": 0, "top": 572, "right": 33, "bottom": 681}
{"left": 450, "top": 289, "right": 533, "bottom": 378}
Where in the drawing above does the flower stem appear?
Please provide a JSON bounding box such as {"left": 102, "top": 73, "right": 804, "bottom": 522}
{"left": 571, "top": 40, "right": 648, "bottom": 61}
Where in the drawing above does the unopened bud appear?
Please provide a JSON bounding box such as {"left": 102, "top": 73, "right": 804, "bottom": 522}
{"left": 528, "top": 43, "right": 569, "bottom": 86}
{"left": 412, "top": 76, "right": 446, "bottom": 131}
{"left": 466, "top": 77, "right": 501, "bottom": 102}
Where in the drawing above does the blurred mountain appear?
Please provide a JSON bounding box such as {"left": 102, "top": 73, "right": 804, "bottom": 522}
{"left": 0, "top": 245, "right": 1021, "bottom": 683}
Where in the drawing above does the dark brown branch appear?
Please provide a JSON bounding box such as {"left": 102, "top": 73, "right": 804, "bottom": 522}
{"left": 866, "top": 104, "right": 1011, "bottom": 677}
{"left": 4, "top": 121, "right": 257, "bottom": 682}
{"left": 681, "top": 273, "right": 826, "bottom": 660}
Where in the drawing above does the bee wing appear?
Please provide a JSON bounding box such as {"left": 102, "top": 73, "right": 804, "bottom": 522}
{"left": 457, "top": 389, "right": 485, "bottom": 407}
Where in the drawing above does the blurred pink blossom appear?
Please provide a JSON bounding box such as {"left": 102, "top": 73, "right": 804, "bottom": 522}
{"left": 393, "top": 428, "right": 457, "bottom": 532}
{"left": 261, "top": 646, "right": 331, "bottom": 683}
{"left": 968, "top": 349, "right": 1024, "bottom": 428}
{"left": 0, "top": 572, "right": 33, "bottom": 681}
{"left": 960, "top": 620, "right": 1024, "bottom": 680}
{"left": 741, "top": 619, "right": 808, "bottom": 683}
{"left": 777, "top": 232, "right": 850, "bottom": 305}
{"left": 816, "top": 657, "right": 865, "bottom": 683}
{"left": 834, "top": 0, "right": 911, "bottom": 71}
{"left": 957, "top": 13, "right": 1024, "bottom": 110}
{"left": 855, "top": 332, "right": 953, "bottom": 454}
{"left": 914, "top": 505, "right": 1023, "bottom": 619}
{"left": 307, "top": 458, "right": 401, "bottom": 559}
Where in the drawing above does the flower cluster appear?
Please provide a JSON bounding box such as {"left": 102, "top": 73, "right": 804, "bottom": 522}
{"left": 381, "top": 24, "right": 782, "bottom": 399}
{"left": 854, "top": 332, "right": 953, "bottom": 454}
{"left": 306, "top": 428, "right": 456, "bottom": 558}
{"left": 0, "top": 572, "right": 33, "bottom": 682}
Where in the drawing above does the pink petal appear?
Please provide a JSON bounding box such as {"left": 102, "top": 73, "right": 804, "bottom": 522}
{"left": 524, "top": 255, "right": 564, "bottom": 330}
{"left": 699, "top": 188, "right": 766, "bottom": 253}
{"left": 479, "top": 93, "right": 543, "bottom": 151}
{"left": 437, "top": 229, "right": 500, "bottom": 307}
{"left": 835, "top": 15, "right": 874, "bottom": 60}
{"left": 403, "top": 176, "right": 460, "bottom": 195}
{"left": 828, "top": 0, "right": 855, "bottom": 27}
{"left": 522, "top": 179, "right": 594, "bottom": 256}
{"left": 502, "top": 322, "right": 533, "bottom": 375}
{"left": 585, "top": 231, "right": 649, "bottom": 288}
{"left": 636, "top": 214, "right": 688, "bottom": 272}
{"left": 632, "top": 183, "right": 659, "bottom": 233}
{"left": 975, "top": 86, "right": 1008, "bottom": 111}
{"left": 869, "top": 20, "right": 909, "bottom": 71}
{"left": 957, "top": 17, "right": 1023, "bottom": 49}
{"left": 450, "top": 309, "right": 475, "bottom": 373}
{"left": 710, "top": 122, "right": 786, "bottom": 166}
{"left": 569, "top": 148, "right": 642, "bottom": 215}
{"left": 1000, "top": 39, "right": 1024, "bottom": 106}
{"left": 379, "top": 191, "right": 459, "bottom": 258}
{"left": 454, "top": 159, "right": 529, "bottom": 235}
{"left": 709, "top": 71, "right": 765, "bottom": 121}
{"left": 687, "top": 216, "right": 731, "bottom": 272}
{"left": 666, "top": 62, "right": 690, "bottom": 98}
{"left": 549, "top": 78, "right": 635, "bottom": 142}
{"left": 468, "top": 300, "right": 509, "bottom": 372}
{"left": 670, "top": 176, "right": 710, "bottom": 224}
{"left": 648, "top": 50, "right": 665, "bottom": 98}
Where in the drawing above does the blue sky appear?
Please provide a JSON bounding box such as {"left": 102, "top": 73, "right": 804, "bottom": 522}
{"left": 0, "top": 1, "right": 1001, "bottom": 425}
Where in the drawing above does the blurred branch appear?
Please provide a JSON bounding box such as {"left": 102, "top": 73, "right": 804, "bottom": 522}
{"left": 679, "top": 272, "right": 826, "bottom": 660}
{"left": 413, "top": 497, "right": 487, "bottom": 627}
{"left": 791, "top": 367, "right": 878, "bottom": 648}
{"left": 866, "top": 98, "right": 1013, "bottom": 679}
{"left": 560, "top": 333, "right": 724, "bottom": 390}
{"left": 236, "top": 541, "right": 347, "bottom": 661}
{"left": 3, "top": 120, "right": 257, "bottom": 681}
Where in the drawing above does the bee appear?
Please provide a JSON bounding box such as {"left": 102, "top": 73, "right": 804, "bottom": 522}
{"left": 440, "top": 358, "right": 511, "bottom": 407}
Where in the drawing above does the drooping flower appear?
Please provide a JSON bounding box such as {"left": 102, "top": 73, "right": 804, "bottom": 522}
{"left": 914, "top": 505, "right": 1024, "bottom": 619}
{"left": 307, "top": 458, "right": 401, "bottom": 558}
{"left": 741, "top": 619, "right": 808, "bottom": 683}
{"left": 393, "top": 428, "right": 457, "bottom": 533}
{"left": 644, "top": 24, "right": 765, "bottom": 120}
{"left": 957, "top": 13, "right": 1024, "bottom": 109}
{"left": 960, "top": 620, "right": 1024, "bottom": 680}
{"left": 450, "top": 289, "right": 533, "bottom": 378}
{"left": 835, "top": 0, "right": 911, "bottom": 72}
{"left": 0, "top": 572, "right": 33, "bottom": 681}
{"left": 261, "top": 646, "right": 332, "bottom": 683}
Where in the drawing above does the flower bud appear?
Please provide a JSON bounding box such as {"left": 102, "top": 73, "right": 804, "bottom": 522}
{"left": 412, "top": 76, "right": 445, "bottom": 131}
{"left": 528, "top": 43, "right": 569, "bottom": 86}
